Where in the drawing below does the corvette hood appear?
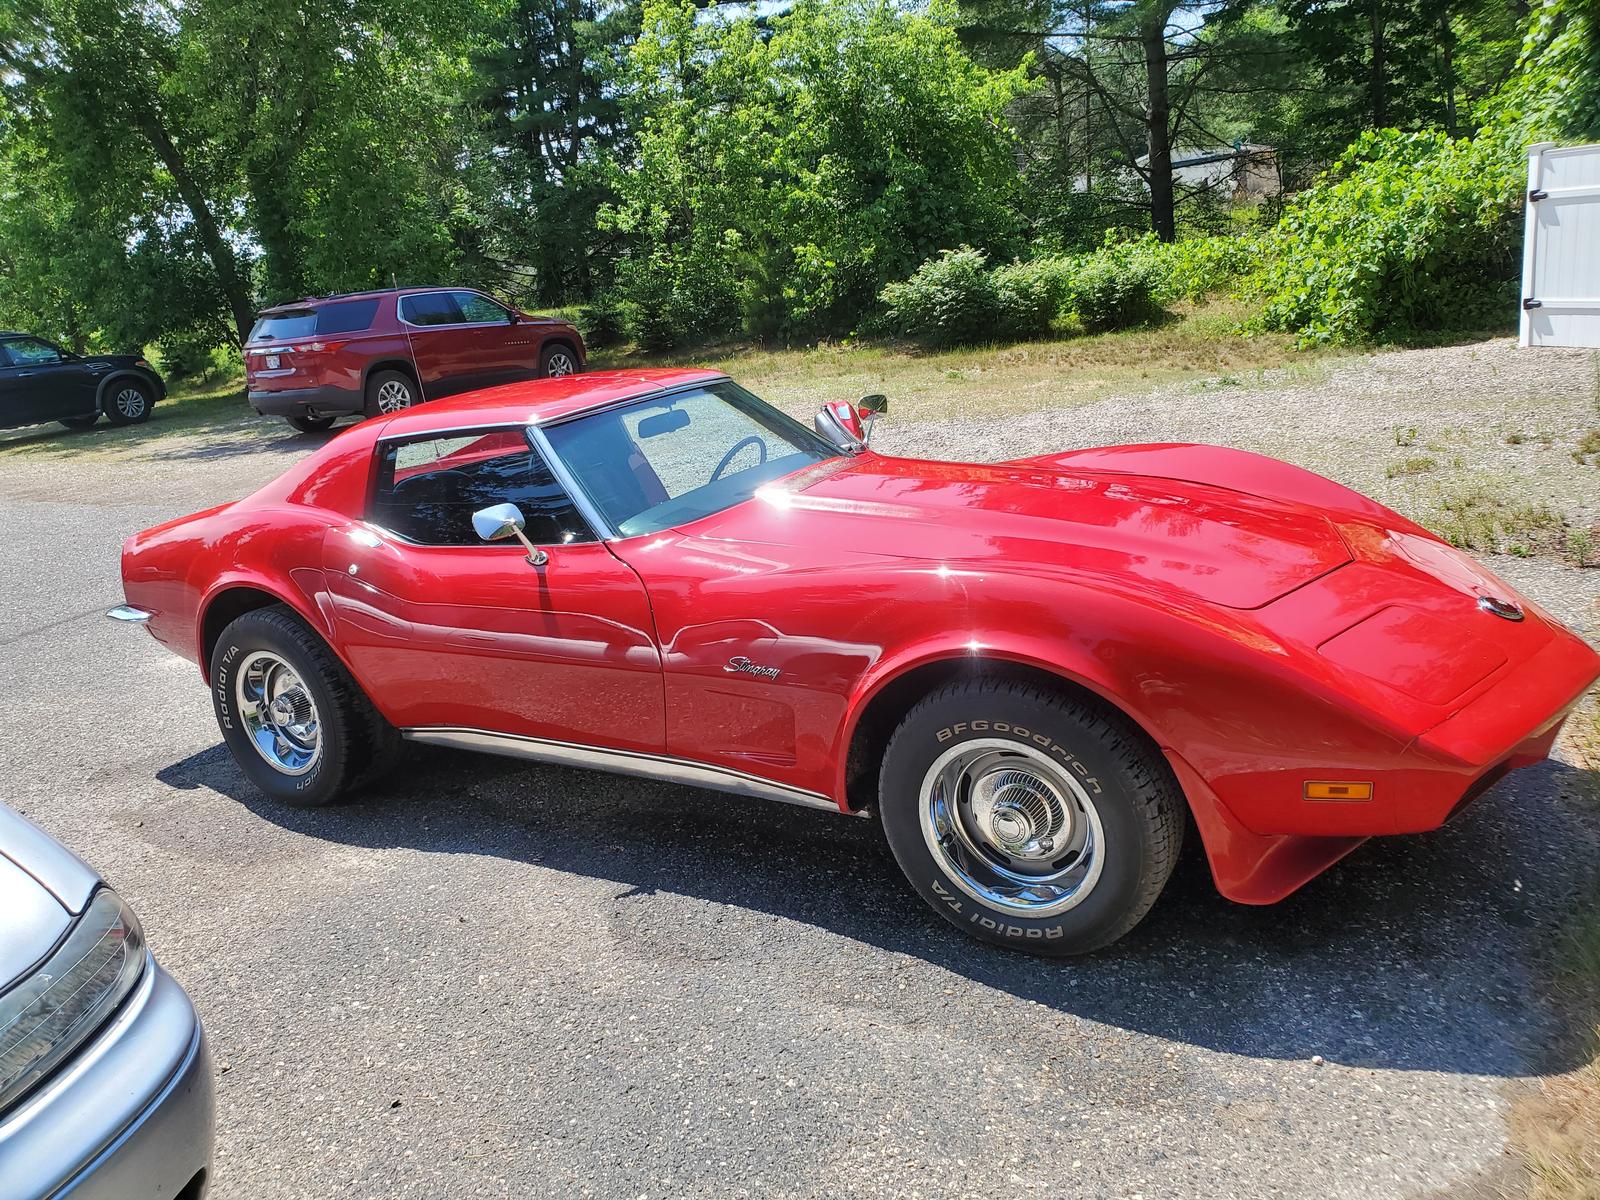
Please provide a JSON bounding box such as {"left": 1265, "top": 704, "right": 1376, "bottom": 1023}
{"left": 691, "top": 454, "right": 1353, "bottom": 609}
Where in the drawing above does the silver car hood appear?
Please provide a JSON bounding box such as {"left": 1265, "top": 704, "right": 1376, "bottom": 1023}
{"left": 0, "top": 805, "right": 100, "bottom": 990}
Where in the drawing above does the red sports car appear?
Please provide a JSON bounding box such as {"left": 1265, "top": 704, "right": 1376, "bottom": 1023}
{"left": 113, "top": 369, "right": 1600, "bottom": 954}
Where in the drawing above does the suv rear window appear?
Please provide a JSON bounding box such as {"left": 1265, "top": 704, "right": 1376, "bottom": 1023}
{"left": 249, "top": 298, "right": 380, "bottom": 343}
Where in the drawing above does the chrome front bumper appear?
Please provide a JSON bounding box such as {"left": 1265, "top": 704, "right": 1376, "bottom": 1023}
{"left": 0, "top": 957, "right": 216, "bottom": 1200}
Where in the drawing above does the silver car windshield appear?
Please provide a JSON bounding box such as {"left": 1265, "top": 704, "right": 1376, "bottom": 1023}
{"left": 542, "top": 381, "right": 840, "bottom": 538}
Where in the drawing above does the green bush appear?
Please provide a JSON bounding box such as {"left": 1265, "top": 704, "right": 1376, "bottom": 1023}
{"left": 577, "top": 299, "right": 626, "bottom": 350}
{"left": 992, "top": 258, "right": 1067, "bottom": 340}
{"left": 1248, "top": 131, "right": 1521, "bottom": 346}
{"left": 1246, "top": 0, "right": 1600, "bottom": 347}
{"left": 878, "top": 247, "right": 999, "bottom": 346}
{"left": 616, "top": 249, "right": 741, "bottom": 352}
{"left": 152, "top": 334, "right": 237, "bottom": 383}
{"left": 1064, "top": 255, "right": 1168, "bottom": 333}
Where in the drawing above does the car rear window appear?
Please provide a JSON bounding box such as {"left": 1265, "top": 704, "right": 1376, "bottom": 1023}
{"left": 249, "top": 298, "right": 380, "bottom": 343}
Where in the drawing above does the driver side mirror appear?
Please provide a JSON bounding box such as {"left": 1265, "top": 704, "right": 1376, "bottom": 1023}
{"left": 814, "top": 394, "right": 889, "bottom": 452}
{"left": 815, "top": 401, "right": 866, "bottom": 452}
{"left": 472, "top": 502, "right": 548, "bottom": 567}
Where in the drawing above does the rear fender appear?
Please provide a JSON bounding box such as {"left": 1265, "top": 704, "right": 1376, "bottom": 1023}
{"left": 194, "top": 570, "right": 339, "bottom": 679}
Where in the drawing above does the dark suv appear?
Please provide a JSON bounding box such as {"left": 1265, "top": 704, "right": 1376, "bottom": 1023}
{"left": 0, "top": 333, "right": 166, "bottom": 432}
{"left": 244, "top": 288, "right": 586, "bottom": 432}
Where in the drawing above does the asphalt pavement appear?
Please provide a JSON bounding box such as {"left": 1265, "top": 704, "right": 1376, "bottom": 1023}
{"left": 0, "top": 419, "right": 1597, "bottom": 1199}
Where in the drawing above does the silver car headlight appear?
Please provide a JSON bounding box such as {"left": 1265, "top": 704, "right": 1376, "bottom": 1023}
{"left": 0, "top": 888, "right": 147, "bottom": 1113}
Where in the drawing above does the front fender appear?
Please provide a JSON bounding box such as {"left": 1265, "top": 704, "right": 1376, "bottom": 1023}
{"left": 95, "top": 369, "right": 165, "bottom": 409}
{"left": 828, "top": 566, "right": 1418, "bottom": 903}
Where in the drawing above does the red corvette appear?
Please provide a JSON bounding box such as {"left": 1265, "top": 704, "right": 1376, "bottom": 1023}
{"left": 113, "top": 369, "right": 1600, "bottom": 954}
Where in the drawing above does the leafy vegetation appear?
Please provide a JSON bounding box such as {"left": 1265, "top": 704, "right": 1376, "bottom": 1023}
{"left": 0, "top": 0, "right": 1597, "bottom": 359}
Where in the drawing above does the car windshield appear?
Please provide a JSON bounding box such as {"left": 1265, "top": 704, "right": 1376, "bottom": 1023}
{"left": 542, "top": 381, "right": 840, "bottom": 538}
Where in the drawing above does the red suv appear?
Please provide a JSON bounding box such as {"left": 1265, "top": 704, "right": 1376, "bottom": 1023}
{"left": 244, "top": 287, "right": 586, "bottom": 432}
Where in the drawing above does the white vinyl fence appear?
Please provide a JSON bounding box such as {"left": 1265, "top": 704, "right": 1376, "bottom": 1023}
{"left": 1521, "top": 141, "right": 1600, "bottom": 348}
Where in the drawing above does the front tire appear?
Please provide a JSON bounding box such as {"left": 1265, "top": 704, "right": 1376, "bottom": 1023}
{"left": 540, "top": 343, "right": 580, "bottom": 378}
{"left": 364, "top": 369, "right": 418, "bottom": 418}
{"left": 102, "top": 379, "right": 154, "bottom": 426}
{"left": 210, "top": 605, "right": 401, "bottom": 807}
{"left": 878, "top": 677, "right": 1182, "bottom": 956}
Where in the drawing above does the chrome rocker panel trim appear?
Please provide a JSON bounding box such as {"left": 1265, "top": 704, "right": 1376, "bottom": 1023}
{"left": 401, "top": 726, "right": 853, "bottom": 814}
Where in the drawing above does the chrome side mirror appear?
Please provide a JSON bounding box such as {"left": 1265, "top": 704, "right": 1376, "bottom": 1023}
{"left": 472, "top": 502, "right": 548, "bottom": 566}
{"left": 857, "top": 394, "right": 887, "bottom": 445}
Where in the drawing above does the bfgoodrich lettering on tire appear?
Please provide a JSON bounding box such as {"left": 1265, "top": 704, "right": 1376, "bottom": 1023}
{"left": 210, "top": 605, "right": 401, "bottom": 807}
{"left": 878, "top": 676, "right": 1183, "bottom": 955}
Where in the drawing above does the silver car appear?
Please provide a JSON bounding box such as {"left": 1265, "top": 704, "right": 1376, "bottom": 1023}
{"left": 0, "top": 803, "right": 214, "bottom": 1199}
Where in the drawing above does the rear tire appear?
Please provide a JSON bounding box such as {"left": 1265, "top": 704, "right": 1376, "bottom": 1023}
{"left": 59, "top": 414, "right": 98, "bottom": 430}
{"left": 210, "top": 605, "right": 401, "bottom": 808}
{"left": 102, "top": 379, "right": 154, "bottom": 426}
{"left": 364, "top": 369, "right": 418, "bottom": 418}
{"left": 539, "top": 343, "right": 580, "bottom": 378}
{"left": 878, "top": 677, "right": 1182, "bottom": 956}
{"left": 287, "top": 414, "right": 336, "bottom": 433}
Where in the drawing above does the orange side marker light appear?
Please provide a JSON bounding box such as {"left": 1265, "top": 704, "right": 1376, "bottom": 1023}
{"left": 1304, "top": 781, "right": 1374, "bottom": 801}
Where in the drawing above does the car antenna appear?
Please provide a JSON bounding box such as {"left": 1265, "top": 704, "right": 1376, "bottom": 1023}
{"left": 392, "top": 272, "right": 428, "bottom": 404}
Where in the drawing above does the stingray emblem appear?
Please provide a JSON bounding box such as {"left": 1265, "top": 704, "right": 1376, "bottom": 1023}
{"left": 725, "top": 656, "right": 781, "bottom": 680}
{"left": 1477, "top": 594, "right": 1524, "bottom": 622}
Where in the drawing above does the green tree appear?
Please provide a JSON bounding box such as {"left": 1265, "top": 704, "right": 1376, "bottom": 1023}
{"left": 477, "top": 0, "right": 640, "bottom": 302}
{"left": 607, "top": 0, "right": 1030, "bottom": 345}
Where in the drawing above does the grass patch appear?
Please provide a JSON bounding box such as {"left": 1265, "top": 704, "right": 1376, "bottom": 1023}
{"left": 1385, "top": 455, "right": 1438, "bottom": 478}
{"left": 1577, "top": 429, "right": 1600, "bottom": 464}
{"left": 593, "top": 299, "right": 1338, "bottom": 424}
{"left": 1425, "top": 481, "right": 1565, "bottom": 557}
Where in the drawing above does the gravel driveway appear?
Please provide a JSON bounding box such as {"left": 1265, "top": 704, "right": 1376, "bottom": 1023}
{"left": 0, "top": 337, "right": 1595, "bottom": 1198}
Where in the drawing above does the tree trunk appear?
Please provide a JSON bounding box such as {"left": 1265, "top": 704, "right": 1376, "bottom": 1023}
{"left": 138, "top": 112, "right": 256, "bottom": 345}
{"left": 1142, "top": 10, "right": 1175, "bottom": 243}
{"left": 1369, "top": 0, "right": 1388, "bottom": 128}
{"left": 1439, "top": 5, "right": 1457, "bottom": 137}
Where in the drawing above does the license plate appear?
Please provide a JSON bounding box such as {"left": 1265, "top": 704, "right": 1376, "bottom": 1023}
{"left": 265, "top": 354, "right": 280, "bottom": 369}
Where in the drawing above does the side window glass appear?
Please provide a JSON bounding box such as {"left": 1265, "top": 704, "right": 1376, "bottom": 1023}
{"left": 399, "top": 293, "right": 464, "bottom": 327}
{"left": 314, "top": 299, "right": 380, "bottom": 335}
{"left": 371, "top": 428, "right": 594, "bottom": 547}
{"left": 6, "top": 338, "right": 63, "bottom": 365}
{"left": 454, "top": 292, "right": 509, "bottom": 324}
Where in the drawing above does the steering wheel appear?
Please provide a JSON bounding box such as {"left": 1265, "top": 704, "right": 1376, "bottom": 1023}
{"left": 708, "top": 435, "right": 767, "bottom": 484}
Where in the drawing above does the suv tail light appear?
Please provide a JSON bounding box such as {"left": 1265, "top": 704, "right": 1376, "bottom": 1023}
{"left": 293, "top": 341, "right": 347, "bottom": 354}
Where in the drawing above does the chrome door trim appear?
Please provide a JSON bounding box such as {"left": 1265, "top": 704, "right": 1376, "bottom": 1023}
{"left": 401, "top": 726, "right": 853, "bottom": 814}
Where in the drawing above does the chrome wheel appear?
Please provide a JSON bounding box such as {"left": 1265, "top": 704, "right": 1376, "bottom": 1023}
{"left": 377, "top": 379, "right": 413, "bottom": 413}
{"left": 114, "top": 386, "right": 147, "bottom": 419}
{"left": 545, "top": 350, "right": 577, "bottom": 377}
{"left": 234, "top": 651, "right": 322, "bottom": 776}
{"left": 919, "top": 738, "right": 1104, "bottom": 917}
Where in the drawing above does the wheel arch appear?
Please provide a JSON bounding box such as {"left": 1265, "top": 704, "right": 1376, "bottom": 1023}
{"left": 360, "top": 358, "right": 420, "bottom": 394}
{"left": 540, "top": 336, "right": 582, "bottom": 367}
{"left": 197, "top": 578, "right": 337, "bottom": 678}
{"left": 94, "top": 370, "right": 160, "bottom": 413}
{"left": 837, "top": 645, "right": 1177, "bottom": 815}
